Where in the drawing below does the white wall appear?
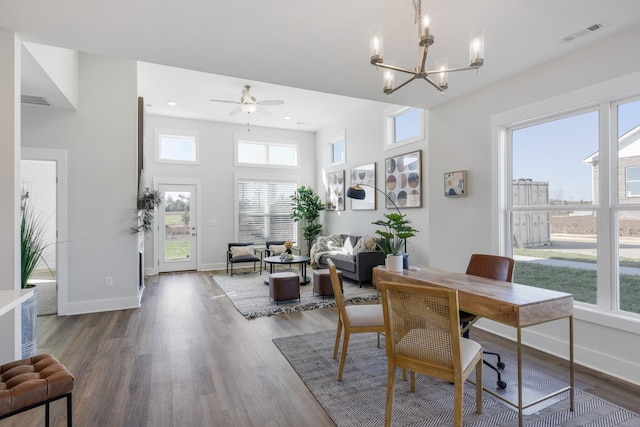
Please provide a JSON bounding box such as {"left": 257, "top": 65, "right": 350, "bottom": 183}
{"left": 21, "top": 52, "right": 140, "bottom": 315}
{"left": 144, "top": 115, "right": 317, "bottom": 272}
{"left": 317, "top": 24, "right": 640, "bottom": 385}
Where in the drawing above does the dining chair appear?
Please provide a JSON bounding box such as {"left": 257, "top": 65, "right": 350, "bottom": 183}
{"left": 379, "top": 281, "right": 483, "bottom": 427}
{"left": 461, "top": 253, "right": 515, "bottom": 389}
{"left": 327, "top": 258, "right": 385, "bottom": 381}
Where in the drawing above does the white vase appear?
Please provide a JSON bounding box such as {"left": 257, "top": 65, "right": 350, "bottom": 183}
{"left": 386, "top": 254, "right": 404, "bottom": 272}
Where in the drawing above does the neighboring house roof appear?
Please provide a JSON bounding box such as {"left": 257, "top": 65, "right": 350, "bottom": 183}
{"left": 584, "top": 124, "right": 640, "bottom": 165}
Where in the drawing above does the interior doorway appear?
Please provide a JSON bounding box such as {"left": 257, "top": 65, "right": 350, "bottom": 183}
{"left": 20, "top": 148, "right": 68, "bottom": 316}
{"left": 158, "top": 184, "right": 197, "bottom": 272}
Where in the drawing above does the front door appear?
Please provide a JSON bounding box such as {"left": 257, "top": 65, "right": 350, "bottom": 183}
{"left": 158, "top": 184, "right": 197, "bottom": 272}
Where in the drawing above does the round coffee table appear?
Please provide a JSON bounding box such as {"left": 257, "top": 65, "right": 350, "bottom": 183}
{"left": 263, "top": 255, "right": 311, "bottom": 284}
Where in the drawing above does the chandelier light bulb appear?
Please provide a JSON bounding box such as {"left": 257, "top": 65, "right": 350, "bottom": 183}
{"left": 469, "top": 29, "right": 485, "bottom": 67}
{"left": 369, "top": 27, "right": 384, "bottom": 64}
{"left": 383, "top": 61, "right": 395, "bottom": 94}
{"left": 435, "top": 57, "right": 449, "bottom": 90}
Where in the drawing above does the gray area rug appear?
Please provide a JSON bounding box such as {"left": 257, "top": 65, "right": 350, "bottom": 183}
{"left": 273, "top": 330, "right": 640, "bottom": 427}
{"left": 212, "top": 271, "right": 378, "bottom": 320}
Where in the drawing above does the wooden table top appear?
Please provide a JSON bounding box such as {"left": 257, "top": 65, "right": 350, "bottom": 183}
{"left": 373, "top": 266, "right": 573, "bottom": 328}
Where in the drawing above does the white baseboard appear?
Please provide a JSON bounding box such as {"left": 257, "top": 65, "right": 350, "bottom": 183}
{"left": 65, "top": 295, "right": 141, "bottom": 315}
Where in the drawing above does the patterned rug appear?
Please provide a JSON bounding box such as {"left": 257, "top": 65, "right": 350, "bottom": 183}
{"left": 273, "top": 330, "right": 640, "bottom": 427}
{"left": 211, "top": 271, "right": 378, "bottom": 320}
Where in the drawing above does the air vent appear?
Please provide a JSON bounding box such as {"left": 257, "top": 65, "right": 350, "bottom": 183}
{"left": 561, "top": 23, "right": 603, "bottom": 43}
{"left": 21, "top": 95, "right": 52, "bottom": 106}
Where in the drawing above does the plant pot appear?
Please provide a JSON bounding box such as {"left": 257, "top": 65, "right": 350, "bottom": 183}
{"left": 386, "top": 254, "right": 404, "bottom": 272}
{"left": 21, "top": 285, "right": 37, "bottom": 358}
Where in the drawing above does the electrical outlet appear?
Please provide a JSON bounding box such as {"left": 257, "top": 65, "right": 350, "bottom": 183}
{"left": 104, "top": 276, "right": 113, "bottom": 287}
{"left": 209, "top": 220, "right": 217, "bottom": 226}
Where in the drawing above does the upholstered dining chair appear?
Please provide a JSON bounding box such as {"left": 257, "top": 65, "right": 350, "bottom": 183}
{"left": 461, "top": 253, "right": 515, "bottom": 390}
{"left": 379, "top": 281, "right": 483, "bottom": 427}
{"left": 327, "top": 258, "right": 385, "bottom": 381}
{"left": 226, "top": 242, "right": 261, "bottom": 276}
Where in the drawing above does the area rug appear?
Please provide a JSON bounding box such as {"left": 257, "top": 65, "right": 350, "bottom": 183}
{"left": 211, "top": 272, "right": 378, "bottom": 320}
{"left": 273, "top": 330, "right": 640, "bottom": 427}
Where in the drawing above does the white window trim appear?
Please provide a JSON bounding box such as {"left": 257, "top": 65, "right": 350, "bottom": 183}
{"left": 383, "top": 105, "right": 426, "bottom": 151}
{"left": 234, "top": 134, "right": 299, "bottom": 169}
{"left": 326, "top": 129, "right": 346, "bottom": 167}
{"left": 492, "top": 69, "right": 640, "bottom": 331}
{"left": 155, "top": 128, "right": 200, "bottom": 165}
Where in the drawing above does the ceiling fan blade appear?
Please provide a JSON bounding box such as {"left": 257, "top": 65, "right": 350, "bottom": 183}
{"left": 255, "top": 106, "right": 272, "bottom": 116}
{"left": 210, "top": 99, "right": 240, "bottom": 105}
{"left": 258, "top": 100, "right": 284, "bottom": 106}
{"left": 228, "top": 107, "right": 242, "bottom": 115}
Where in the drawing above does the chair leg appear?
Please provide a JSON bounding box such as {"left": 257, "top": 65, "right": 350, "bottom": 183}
{"left": 384, "top": 365, "right": 396, "bottom": 427}
{"left": 410, "top": 371, "right": 416, "bottom": 392}
{"left": 337, "top": 330, "right": 350, "bottom": 381}
{"left": 475, "top": 358, "right": 483, "bottom": 415}
{"left": 333, "top": 317, "right": 343, "bottom": 359}
{"left": 453, "top": 379, "right": 464, "bottom": 427}
{"left": 46, "top": 401, "right": 50, "bottom": 427}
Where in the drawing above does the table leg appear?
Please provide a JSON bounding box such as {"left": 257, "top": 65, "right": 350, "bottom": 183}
{"left": 517, "top": 327, "right": 523, "bottom": 427}
{"left": 569, "top": 315, "right": 574, "bottom": 411}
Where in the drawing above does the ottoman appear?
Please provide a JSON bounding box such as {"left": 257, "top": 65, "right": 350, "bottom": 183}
{"left": 269, "top": 272, "right": 300, "bottom": 304}
{"left": 313, "top": 268, "right": 343, "bottom": 299}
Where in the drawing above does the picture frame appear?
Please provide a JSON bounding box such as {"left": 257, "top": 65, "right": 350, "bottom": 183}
{"left": 384, "top": 150, "right": 422, "bottom": 208}
{"left": 326, "top": 170, "right": 345, "bottom": 211}
{"left": 444, "top": 170, "right": 467, "bottom": 197}
{"left": 350, "top": 163, "right": 376, "bottom": 210}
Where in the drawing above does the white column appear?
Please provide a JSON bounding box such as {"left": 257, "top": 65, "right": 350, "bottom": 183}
{"left": 0, "top": 29, "right": 22, "bottom": 363}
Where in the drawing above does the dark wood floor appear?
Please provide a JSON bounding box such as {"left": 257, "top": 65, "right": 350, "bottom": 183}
{"left": 4, "top": 271, "right": 640, "bottom": 426}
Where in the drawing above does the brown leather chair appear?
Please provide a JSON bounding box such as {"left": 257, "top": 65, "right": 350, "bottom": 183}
{"left": 461, "top": 253, "right": 515, "bottom": 389}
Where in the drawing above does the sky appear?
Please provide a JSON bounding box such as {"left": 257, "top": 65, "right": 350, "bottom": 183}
{"left": 513, "top": 99, "right": 640, "bottom": 203}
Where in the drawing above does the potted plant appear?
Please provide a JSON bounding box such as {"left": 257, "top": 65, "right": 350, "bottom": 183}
{"left": 372, "top": 212, "right": 418, "bottom": 271}
{"left": 20, "top": 191, "right": 52, "bottom": 357}
{"left": 291, "top": 186, "right": 325, "bottom": 256}
{"left": 133, "top": 186, "right": 162, "bottom": 233}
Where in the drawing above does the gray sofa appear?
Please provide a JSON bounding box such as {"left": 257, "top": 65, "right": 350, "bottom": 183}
{"left": 310, "top": 234, "right": 386, "bottom": 286}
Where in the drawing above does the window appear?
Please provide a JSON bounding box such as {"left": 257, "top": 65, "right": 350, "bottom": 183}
{"left": 625, "top": 166, "right": 640, "bottom": 197}
{"left": 503, "top": 96, "right": 640, "bottom": 317}
{"left": 235, "top": 136, "right": 297, "bottom": 167}
{"left": 156, "top": 130, "right": 198, "bottom": 164}
{"left": 236, "top": 179, "right": 297, "bottom": 245}
{"left": 326, "top": 130, "right": 346, "bottom": 166}
{"left": 384, "top": 106, "right": 425, "bottom": 149}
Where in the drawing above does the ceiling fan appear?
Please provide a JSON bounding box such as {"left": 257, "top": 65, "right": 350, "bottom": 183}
{"left": 210, "top": 85, "right": 284, "bottom": 116}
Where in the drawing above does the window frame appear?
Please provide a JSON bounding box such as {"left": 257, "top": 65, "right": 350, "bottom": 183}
{"left": 625, "top": 165, "right": 640, "bottom": 197}
{"left": 234, "top": 135, "right": 299, "bottom": 169}
{"left": 496, "top": 78, "right": 640, "bottom": 325}
{"left": 326, "top": 129, "right": 346, "bottom": 167}
{"left": 155, "top": 129, "right": 199, "bottom": 165}
{"left": 383, "top": 105, "right": 426, "bottom": 151}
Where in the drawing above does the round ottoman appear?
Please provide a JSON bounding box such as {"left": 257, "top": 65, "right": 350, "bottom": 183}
{"left": 269, "top": 272, "right": 300, "bottom": 304}
{"left": 313, "top": 268, "right": 343, "bottom": 299}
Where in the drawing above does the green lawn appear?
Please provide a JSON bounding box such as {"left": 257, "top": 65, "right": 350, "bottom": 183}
{"left": 514, "top": 250, "right": 640, "bottom": 314}
{"left": 164, "top": 212, "right": 184, "bottom": 225}
{"left": 165, "top": 239, "right": 190, "bottom": 261}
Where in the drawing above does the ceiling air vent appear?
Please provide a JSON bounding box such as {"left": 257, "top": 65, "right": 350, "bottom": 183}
{"left": 561, "top": 23, "right": 603, "bottom": 43}
{"left": 21, "top": 95, "right": 52, "bottom": 106}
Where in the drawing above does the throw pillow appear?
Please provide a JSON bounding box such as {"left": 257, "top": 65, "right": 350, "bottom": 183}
{"left": 353, "top": 235, "right": 377, "bottom": 254}
{"left": 230, "top": 245, "right": 255, "bottom": 259}
{"left": 270, "top": 244, "right": 287, "bottom": 255}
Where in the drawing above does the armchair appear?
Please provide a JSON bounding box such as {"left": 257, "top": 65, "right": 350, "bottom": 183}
{"left": 227, "top": 242, "right": 261, "bottom": 276}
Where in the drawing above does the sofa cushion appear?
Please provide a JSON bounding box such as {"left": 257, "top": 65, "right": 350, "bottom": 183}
{"left": 321, "top": 254, "right": 356, "bottom": 273}
{"left": 353, "top": 235, "right": 377, "bottom": 254}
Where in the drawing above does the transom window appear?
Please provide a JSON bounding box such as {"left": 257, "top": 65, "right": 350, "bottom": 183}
{"left": 384, "top": 106, "right": 425, "bottom": 149}
{"left": 156, "top": 130, "right": 198, "bottom": 164}
{"left": 326, "top": 130, "right": 346, "bottom": 166}
{"left": 235, "top": 136, "right": 297, "bottom": 167}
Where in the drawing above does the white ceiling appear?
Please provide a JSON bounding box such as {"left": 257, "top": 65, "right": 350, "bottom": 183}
{"left": 5, "top": 0, "right": 640, "bottom": 131}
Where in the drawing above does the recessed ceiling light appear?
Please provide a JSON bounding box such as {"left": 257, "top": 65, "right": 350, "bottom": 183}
{"left": 283, "top": 116, "right": 291, "bottom": 120}
{"left": 167, "top": 101, "right": 177, "bottom": 106}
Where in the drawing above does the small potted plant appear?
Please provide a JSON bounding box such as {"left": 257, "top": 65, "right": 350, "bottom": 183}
{"left": 284, "top": 239, "right": 293, "bottom": 254}
{"left": 372, "top": 212, "right": 418, "bottom": 271}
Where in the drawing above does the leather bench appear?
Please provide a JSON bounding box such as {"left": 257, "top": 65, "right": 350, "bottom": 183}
{"left": 0, "top": 353, "right": 75, "bottom": 426}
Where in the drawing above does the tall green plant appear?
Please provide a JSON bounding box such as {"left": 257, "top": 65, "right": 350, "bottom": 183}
{"left": 291, "top": 186, "right": 325, "bottom": 255}
{"left": 372, "top": 212, "right": 418, "bottom": 255}
{"left": 21, "top": 191, "right": 51, "bottom": 289}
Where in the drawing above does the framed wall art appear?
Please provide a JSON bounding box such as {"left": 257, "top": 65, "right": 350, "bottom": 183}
{"left": 350, "top": 163, "right": 376, "bottom": 210}
{"left": 444, "top": 170, "right": 466, "bottom": 197}
{"left": 384, "top": 150, "right": 422, "bottom": 208}
{"left": 326, "top": 170, "right": 345, "bottom": 211}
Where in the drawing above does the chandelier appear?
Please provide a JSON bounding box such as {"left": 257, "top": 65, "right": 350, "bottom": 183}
{"left": 369, "top": 0, "right": 485, "bottom": 95}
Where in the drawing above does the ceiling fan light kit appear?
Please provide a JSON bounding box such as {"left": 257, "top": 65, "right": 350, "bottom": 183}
{"left": 369, "top": 0, "right": 485, "bottom": 95}
{"left": 210, "top": 85, "right": 284, "bottom": 116}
